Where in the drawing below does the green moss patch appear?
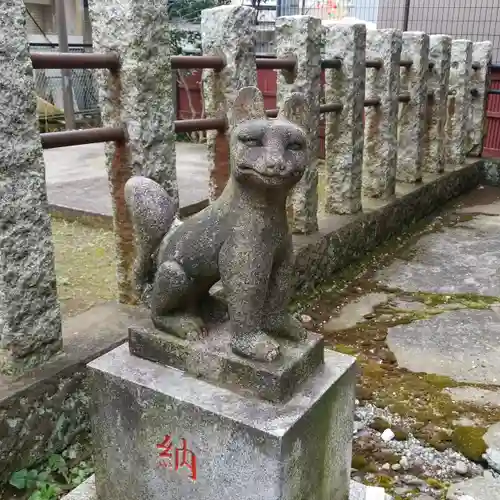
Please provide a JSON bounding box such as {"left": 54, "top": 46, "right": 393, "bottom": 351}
{"left": 451, "top": 426, "right": 488, "bottom": 462}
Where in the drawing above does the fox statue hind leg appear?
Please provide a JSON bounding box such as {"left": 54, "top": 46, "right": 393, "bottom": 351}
{"left": 124, "top": 176, "right": 179, "bottom": 302}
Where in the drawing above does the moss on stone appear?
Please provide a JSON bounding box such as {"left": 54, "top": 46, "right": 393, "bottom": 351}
{"left": 411, "top": 291, "right": 500, "bottom": 310}
{"left": 334, "top": 344, "right": 358, "bottom": 356}
{"left": 351, "top": 454, "right": 368, "bottom": 470}
{"left": 372, "top": 451, "right": 400, "bottom": 464}
{"left": 451, "top": 426, "right": 487, "bottom": 462}
{"left": 428, "top": 430, "right": 453, "bottom": 452}
{"left": 426, "top": 477, "right": 448, "bottom": 489}
{"left": 369, "top": 417, "right": 391, "bottom": 432}
{"left": 356, "top": 386, "right": 374, "bottom": 401}
{"left": 289, "top": 202, "right": 500, "bottom": 461}
{"left": 392, "top": 426, "right": 409, "bottom": 441}
{"left": 375, "top": 474, "right": 394, "bottom": 489}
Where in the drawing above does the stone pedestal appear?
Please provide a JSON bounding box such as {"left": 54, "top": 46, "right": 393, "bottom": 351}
{"left": 88, "top": 340, "right": 356, "bottom": 500}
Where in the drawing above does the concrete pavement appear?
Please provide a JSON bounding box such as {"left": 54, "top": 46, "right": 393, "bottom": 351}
{"left": 44, "top": 142, "right": 210, "bottom": 217}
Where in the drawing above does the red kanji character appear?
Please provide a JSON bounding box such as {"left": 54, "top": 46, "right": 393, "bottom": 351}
{"left": 156, "top": 435, "right": 173, "bottom": 469}
{"left": 175, "top": 438, "right": 197, "bottom": 481}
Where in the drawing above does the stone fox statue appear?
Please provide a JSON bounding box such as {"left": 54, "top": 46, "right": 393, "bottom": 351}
{"left": 125, "top": 87, "right": 310, "bottom": 362}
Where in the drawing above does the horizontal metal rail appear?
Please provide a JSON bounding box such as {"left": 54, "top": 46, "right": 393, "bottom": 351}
{"left": 365, "top": 59, "right": 383, "bottom": 70}
{"left": 398, "top": 92, "right": 411, "bottom": 103}
{"left": 40, "top": 118, "right": 228, "bottom": 149}
{"left": 489, "top": 89, "right": 500, "bottom": 95}
{"left": 175, "top": 117, "right": 226, "bottom": 133}
{"left": 256, "top": 57, "right": 296, "bottom": 71}
{"left": 32, "top": 51, "right": 489, "bottom": 76}
{"left": 171, "top": 55, "right": 225, "bottom": 70}
{"left": 41, "top": 127, "right": 125, "bottom": 149}
{"left": 321, "top": 103, "right": 344, "bottom": 113}
{"left": 31, "top": 52, "right": 120, "bottom": 71}
{"left": 321, "top": 58, "right": 342, "bottom": 70}
{"left": 364, "top": 97, "right": 381, "bottom": 107}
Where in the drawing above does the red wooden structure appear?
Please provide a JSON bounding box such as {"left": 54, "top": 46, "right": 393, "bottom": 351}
{"left": 177, "top": 67, "right": 500, "bottom": 159}
{"left": 483, "top": 67, "right": 500, "bottom": 157}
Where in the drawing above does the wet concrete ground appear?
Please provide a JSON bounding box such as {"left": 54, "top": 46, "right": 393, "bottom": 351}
{"left": 44, "top": 142, "right": 210, "bottom": 215}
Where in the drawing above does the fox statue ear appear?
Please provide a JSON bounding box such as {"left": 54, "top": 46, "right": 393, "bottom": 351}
{"left": 228, "top": 86, "right": 266, "bottom": 129}
{"left": 278, "top": 92, "right": 308, "bottom": 129}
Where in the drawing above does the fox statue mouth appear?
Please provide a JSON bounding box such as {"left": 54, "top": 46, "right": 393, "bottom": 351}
{"left": 237, "top": 164, "right": 298, "bottom": 179}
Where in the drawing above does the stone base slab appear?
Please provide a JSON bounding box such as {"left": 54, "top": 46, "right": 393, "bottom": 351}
{"left": 61, "top": 475, "right": 392, "bottom": 500}
{"left": 88, "top": 343, "right": 356, "bottom": 500}
{"left": 129, "top": 322, "right": 324, "bottom": 402}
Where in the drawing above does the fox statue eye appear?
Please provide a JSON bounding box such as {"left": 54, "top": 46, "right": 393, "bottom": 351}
{"left": 239, "top": 137, "right": 262, "bottom": 147}
{"left": 287, "top": 141, "right": 304, "bottom": 151}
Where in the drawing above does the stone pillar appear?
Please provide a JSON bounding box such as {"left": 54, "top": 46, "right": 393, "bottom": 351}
{"left": 276, "top": 16, "right": 322, "bottom": 234}
{"left": 363, "top": 29, "right": 402, "bottom": 199}
{"left": 446, "top": 39, "right": 472, "bottom": 167}
{"left": 322, "top": 21, "right": 366, "bottom": 215}
{"left": 89, "top": 0, "right": 177, "bottom": 304}
{"left": 424, "top": 35, "right": 451, "bottom": 173}
{"left": 0, "top": 0, "right": 62, "bottom": 374}
{"left": 201, "top": 6, "right": 257, "bottom": 200}
{"left": 469, "top": 41, "right": 493, "bottom": 157}
{"left": 397, "top": 32, "right": 429, "bottom": 183}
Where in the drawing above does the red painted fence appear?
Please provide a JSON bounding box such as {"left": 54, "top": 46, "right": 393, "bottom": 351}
{"left": 177, "top": 67, "right": 500, "bottom": 159}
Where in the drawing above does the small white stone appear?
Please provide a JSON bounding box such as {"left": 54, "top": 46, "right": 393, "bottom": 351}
{"left": 381, "top": 462, "right": 391, "bottom": 470}
{"left": 454, "top": 461, "right": 469, "bottom": 475}
{"left": 365, "top": 485, "right": 387, "bottom": 500}
{"left": 300, "top": 314, "right": 312, "bottom": 324}
{"left": 381, "top": 428, "right": 395, "bottom": 442}
{"left": 391, "top": 463, "right": 401, "bottom": 471}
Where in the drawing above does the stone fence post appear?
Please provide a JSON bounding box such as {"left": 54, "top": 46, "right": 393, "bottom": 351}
{"left": 468, "top": 41, "right": 493, "bottom": 157}
{"left": 0, "top": 0, "right": 62, "bottom": 374}
{"left": 276, "top": 15, "right": 322, "bottom": 234}
{"left": 446, "top": 39, "right": 472, "bottom": 167}
{"left": 201, "top": 6, "right": 258, "bottom": 200}
{"left": 363, "top": 29, "right": 402, "bottom": 199}
{"left": 323, "top": 21, "right": 366, "bottom": 215}
{"left": 397, "top": 31, "right": 429, "bottom": 183}
{"left": 425, "top": 35, "right": 451, "bottom": 173}
{"left": 89, "top": 0, "right": 177, "bottom": 304}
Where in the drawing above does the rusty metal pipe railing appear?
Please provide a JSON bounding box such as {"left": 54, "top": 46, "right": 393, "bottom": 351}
{"left": 364, "top": 97, "right": 381, "bottom": 107}
{"left": 321, "top": 58, "right": 342, "bottom": 70}
{"left": 256, "top": 57, "right": 296, "bottom": 71}
{"left": 321, "top": 103, "right": 344, "bottom": 113}
{"left": 31, "top": 52, "right": 121, "bottom": 71}
{"left": 398, "top": 92, "right": 411, "bottom": 103}
{"left": 41, "top": 118, "right": 228, "bottom": 149}
{"left": 171, "top": 55, "right": 225, "bottom": 70}
{"left": 400, "top": 59, "right": 413, "bottom": 68}
{"left": 365, "top": 59, "right": 383, "bottom": 70}
{"left": 41, "top": 127, "right": 125, "bottom": 149}
{"left": 174, "top": 117, "right": 226, "bottom": 133}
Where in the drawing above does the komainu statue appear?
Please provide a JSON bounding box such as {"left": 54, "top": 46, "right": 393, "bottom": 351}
{"left": 125, "top": 87, "right": 310, "bottom": 362}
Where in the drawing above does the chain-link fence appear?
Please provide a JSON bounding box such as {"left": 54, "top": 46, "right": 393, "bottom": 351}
{"left": 249, "top": 0, "right": 500, "bottom": 61}
{"left": 29, "top": 42, "right": 101, "bottom": 128}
